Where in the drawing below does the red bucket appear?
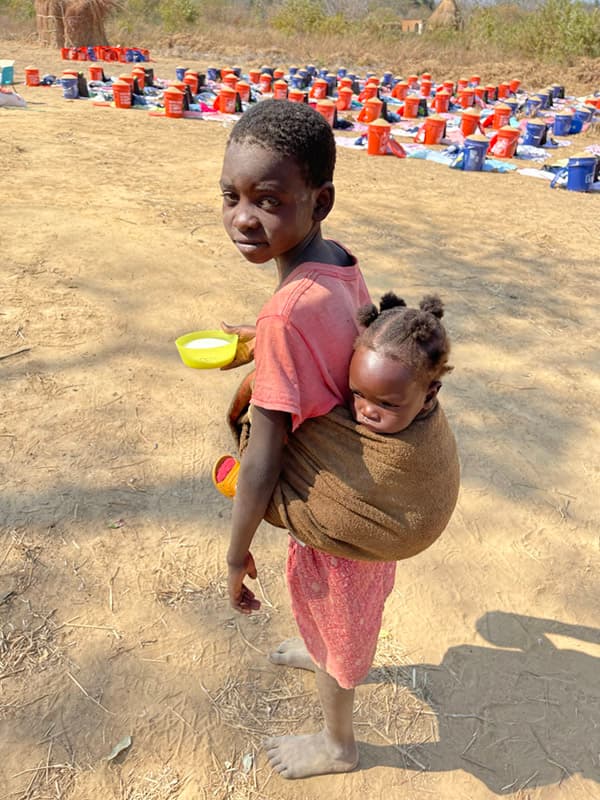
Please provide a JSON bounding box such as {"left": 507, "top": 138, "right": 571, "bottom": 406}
{"left": 367, "top": 118, "right": 391, "bottom": 155}
{"left": 316, "top": 99, "right": 335, "bottom": 126}
{"left": 489, "top": 125, "right": 520, "bottom": 158}
{"left": 164, "top": 86, "right": 184, "bottom": 118}
{"left": 112, "top": 80, "right": 132, "bottom": 109}
{"left": 403, "top": 95, "right": 420, "bottom": 118}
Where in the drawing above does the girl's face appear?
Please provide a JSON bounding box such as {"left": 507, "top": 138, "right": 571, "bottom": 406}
{"left": 220, "top": 142, "right": 323, "bottom": 273}
{"left": 349, "top": 346, "right": 437, "bottom": 434}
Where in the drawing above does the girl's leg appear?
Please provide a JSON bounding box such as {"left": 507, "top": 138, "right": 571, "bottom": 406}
{"left": 264, "top": 666, "right": 358, "bottom": 779}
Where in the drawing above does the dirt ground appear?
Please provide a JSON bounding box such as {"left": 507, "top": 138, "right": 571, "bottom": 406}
{"left": 1, "top": 43, "right": 600, "bottom": 800}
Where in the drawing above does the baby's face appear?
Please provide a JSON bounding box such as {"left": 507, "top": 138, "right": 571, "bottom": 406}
{"left": 349, "top": 346, "right": 430, "bottom": 434}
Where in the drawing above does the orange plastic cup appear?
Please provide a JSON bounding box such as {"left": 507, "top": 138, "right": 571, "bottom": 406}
{"left": 164, "top": 86, "right": 184, "bottom": 117}
{"left": 367, "top": 118, "right": 391, "bottom": 155}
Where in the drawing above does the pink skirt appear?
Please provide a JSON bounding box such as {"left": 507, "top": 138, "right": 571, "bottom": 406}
{"left": 286, "top": 538, "right": 397, "bottom": 689}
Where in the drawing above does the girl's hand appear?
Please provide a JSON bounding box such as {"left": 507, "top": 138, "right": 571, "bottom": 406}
{"left": 227, "top": 552, "right": 261, "bottom": 615}
{"left": 220, "top": 321, "right": 257, "bottom": 370}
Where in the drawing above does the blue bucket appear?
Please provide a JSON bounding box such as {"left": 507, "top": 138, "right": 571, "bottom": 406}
{"left": 573, "top": 107, "right": 593, "bottom": 125}
{"left": 566, "top": 156, "right": 597, "bottom": 191}
{"left": 175, "top": 66, "right": 187, "bottom": 81}
{"left": 383, "top": 70, "right": 393, "bottom": 85}
{"left": 337, "top": 67, "right": 347, "bottom": 78}
{"left": 523, "top": 119, "right": 547, "bottom": 146}
{"left": 207, "top": 67, "right": 218, "bottom": 82}
{"left": 61, "top": 76, "right": 79, "bottom": 99}
{"left": 289, "top": 66, "right": 298, "bottom": 76}
{"left": 553, "top": 113, "right": 572, "bottom": 136}
{"left": 463, "top": 136, "right": 489, "bottom": 171}
{"left": 534, "top": 92, "right": 549, "bottom": 110}
{"left": 525, "top": 97, "right": 542, "bottom": 116}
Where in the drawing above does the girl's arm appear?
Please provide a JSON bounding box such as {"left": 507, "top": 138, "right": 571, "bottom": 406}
{"left": 227, "top": 405, "right": 289, "bottom": 614}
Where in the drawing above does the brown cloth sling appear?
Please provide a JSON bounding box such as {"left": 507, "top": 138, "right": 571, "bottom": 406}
{"left": 228, "top": 372, "right": 460, "bottom": 562}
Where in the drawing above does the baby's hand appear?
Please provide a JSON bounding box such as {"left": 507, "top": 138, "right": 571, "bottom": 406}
{"left": 220, "top": 321, "right": 256, "bottom": 370}
{"left": 227, "top": 552, "right": 261, "bottom": 615}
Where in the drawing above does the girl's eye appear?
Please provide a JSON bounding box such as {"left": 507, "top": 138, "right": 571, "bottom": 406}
{"left": 221, "top": 192, "right": 237, "bottom": 205}
{"left": 258, "top": 196, "right": 280, "bottom": 209}
{"left": 351, "top": 390, "right": 363, "bottom": 398}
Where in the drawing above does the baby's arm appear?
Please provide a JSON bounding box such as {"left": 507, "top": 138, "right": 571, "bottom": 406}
{"left": 227, "top": 405, "right": 289, "bottom": 614}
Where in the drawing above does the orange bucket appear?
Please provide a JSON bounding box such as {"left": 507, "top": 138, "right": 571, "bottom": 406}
{"left": 184, "top": 71, "right": 198, "bottom": 94}
{"left": 310, "top": 78, "right": 329, "bottom": 99}
{"left": 392, "top": 81, "right": 408, "bottom": 100}
{"left": 474, "top": 86, "right": 486, "bottom": 102}
{"left": 89, "top": 65, "right": 104, "bottom": 82}
{"left": 24, "top": 66, "right": 40, "bottom": 86}
{"left": 457, "top": 78, "right": 469, "bottom": 91}
{"left": 407, "top": 74, "right": 418, "bottom": 88}
{"left": 359, "top": 83, "right": 378, "bottom": 102}
{"left": 443, "top": 80, "right": 455, "bottom": 94}
{"left": 132, "top": 67, "right": 145, "bottom": 90}
{"left": 112, "top": 80, "right": 132, "bottom": 109}
{"left": 434, "top": 90, "right": 450, "bottom": 113}
{"left": 403, "top": 95, "right": 420, "bottom": 118}
{"left": 219, "top": 85, "right": 237, "bottom": 113}
{"left": 273, "top": 68, "right": 285, "bottom": 80}
{"left": 316, "top": 98, "right": 335, "bottom": 126}
{"left": 340, "top": 77, "right": 353, "bottom": 90}
{"left": 258, "top": 74, "right": 272, "bottom": 93}
{"left": 164, "top": 86, "right": 184, "bottom": 118}
{"left": 222, "top": 73, "right": 237, "bottom": 90}
{"left": 249, "top": 68, "right": 261, "bottom": 84}
{"left": 172, "top": 80, "right": 186, "bottom": 93}
{"left": 421, "top": 72, "right": 432, "bottom": 81}
{"left": 460, "top": 107, "right": 481, "bottom": 136}
{"left": 509, "top": 78, "right": 521, "bottom": 93}
{"left": 489, "top": 125, "right": 519, "bottom": 158}
{"left": 273, "top": 80, "right": 288, "bottom": 99}
{"left": 492, "top": 103, "right": 512, "bottom": 129}
{"left": 337, "top": 86, "right": 353, "bottom": 111}
{"left": 458, "top": 88, "right": 474, "bottom": 108}
{"left": 236, "top": 81, "right": 250, "bottom": 102}
{"left": 119, "top": 74, "right": 134, "bottom": 88}
{"left": 415, "top": 115, "right": 446, "bottom": 144}
{"left": 498, "top": 82, "right": 511, "bottom": 98}
{"left": 288, "top": 88, "right": 305, "bottom": 103}
{"left": 367, "top": 118, "right": 391, "bottom": 155}
{"left": 420, "top": 79, "right": 432, "bottom": 97}
{"left": 358, "top": 96, "right": 383, "bottom": 123}
{"left": 470, "top": 74, "right": 481, "bottom": 86}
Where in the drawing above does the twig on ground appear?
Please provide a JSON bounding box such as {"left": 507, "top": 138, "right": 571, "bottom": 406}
{"left": 66, "top": 671, "right": 114, "bottom": 715}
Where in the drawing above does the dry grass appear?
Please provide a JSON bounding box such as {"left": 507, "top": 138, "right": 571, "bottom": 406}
{"left": 152, "top": 543, "right": 227, "bottom": 607}
{"left": 121, "top": 766, "right": 185, "bottom": 800}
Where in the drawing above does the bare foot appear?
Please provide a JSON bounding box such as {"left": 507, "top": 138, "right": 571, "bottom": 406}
{"left": 264, "top": 730, "right": 358, "bottom": 779}
{"left": 269, "top": 638, "right": 316, "bottom": 672}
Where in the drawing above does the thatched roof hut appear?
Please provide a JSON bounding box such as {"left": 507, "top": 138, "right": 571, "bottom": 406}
{"left": 427, "top": 0, "right": 461, "bottom": 30}
{"left": 36, "top": 0, "right": 116, "bottom": 47}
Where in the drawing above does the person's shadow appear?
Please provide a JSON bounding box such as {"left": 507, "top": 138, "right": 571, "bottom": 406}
{"left": 361, "top": 611, "right": 600, "bottom": 793}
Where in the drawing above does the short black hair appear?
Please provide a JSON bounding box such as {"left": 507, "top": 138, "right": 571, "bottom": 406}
{"left": 356, "top": 292, "right": 453, "bottom": 383}
{"left": 227, "top": 99, "right": 336, "bottom": 188}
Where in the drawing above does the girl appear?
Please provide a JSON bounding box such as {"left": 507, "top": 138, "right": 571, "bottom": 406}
{"left": 217, "top": 99, "right": 455, "bottom": 780}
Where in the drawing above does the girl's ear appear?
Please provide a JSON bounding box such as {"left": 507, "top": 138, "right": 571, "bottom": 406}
{"left": 313, "top": 182, "right": 335, "bottom": 221}
{"left": 425, "top": 381, "right": 442, "bottom": 403}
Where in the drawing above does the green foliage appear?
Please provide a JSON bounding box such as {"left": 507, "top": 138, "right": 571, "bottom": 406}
{"left": 159, "top": 0, "right": 200, "bottom": 30}
{"left": 0, "top": 0, "right": 35, "bottom": 20}
{"left": 466, "top": 0, "right": 600, "bottom": 61}
{"left": 271, "top": 0, "right": 328, "bottom": 33}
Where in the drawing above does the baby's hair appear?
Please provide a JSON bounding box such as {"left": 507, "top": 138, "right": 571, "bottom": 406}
{"left": 356, "top": 292, "right": 453, "bottom": 383}
{"left": 227, "top": 99, "right": 336, "bottom": 188}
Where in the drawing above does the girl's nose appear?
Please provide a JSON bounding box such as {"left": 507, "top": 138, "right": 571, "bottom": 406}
{"left": 233, "top": 200, "right": 259, "bottom": 231}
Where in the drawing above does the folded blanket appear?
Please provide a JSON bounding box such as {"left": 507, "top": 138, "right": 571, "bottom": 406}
{"left": 228, "top": 373, "right": 460, "bottom": 562}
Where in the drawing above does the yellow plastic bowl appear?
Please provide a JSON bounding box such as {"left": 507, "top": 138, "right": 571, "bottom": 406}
{"left": 175, "top": 330, "right": 238, "bottom": 369}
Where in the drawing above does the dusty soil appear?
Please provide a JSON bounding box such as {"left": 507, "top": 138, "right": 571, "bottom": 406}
{"left": 1, "top": 43, "right": 600, "bottom": 800}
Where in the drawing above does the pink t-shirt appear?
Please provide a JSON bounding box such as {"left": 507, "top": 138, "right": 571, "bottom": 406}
{"left": 251, "top": 256, "right": 371, "bottom": 431}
